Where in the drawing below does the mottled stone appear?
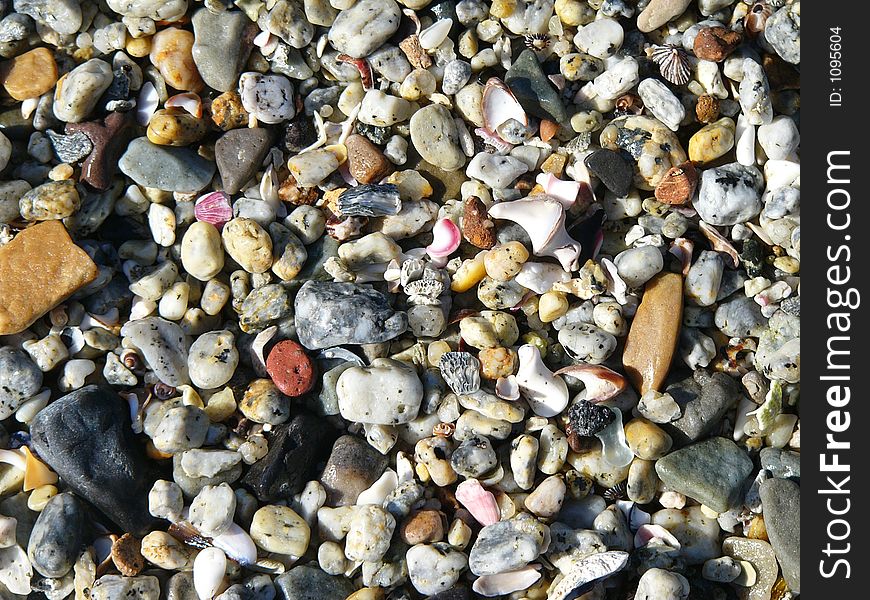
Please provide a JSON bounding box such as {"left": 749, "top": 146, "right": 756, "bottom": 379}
{"left": 319, "top": 435, "right": 388, "bottom": 506}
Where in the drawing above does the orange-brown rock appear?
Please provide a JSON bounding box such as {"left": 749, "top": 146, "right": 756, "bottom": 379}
{"left": 210, "top": 90, "right": 249, "bottom": 130}
{"left": 111, "top": 533, "right": 145, "bottom": 576}
{"left": 345, "top": 134, "right": 393, "bottom": 184}
{"left": 0, "top": 221, "right": 98, "bottom": 335}
{"left": 462, "top": 196, "right": 496, "bottom": 249}
{"left": 693, "top": 27, "right": 742, "bottom": 62}
{"left": 622, "top": 271, "right": 683, "bottom": 394}
{"left": 150, "top": 27, "right": 204, "bottom": 93}
{"left": 695, "top": 94, "right": 720, "bottom": 124}
{"left": 1, "top": 48, "right": 58, "bottom": 101}
{"left": 399, "top": 510, "right": 445, "bottom": 545}
{"left": 654, "top": 162, "right": 698, "bottom": 205}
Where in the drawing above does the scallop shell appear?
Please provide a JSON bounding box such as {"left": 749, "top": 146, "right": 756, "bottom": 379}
{"left": 455, "top": 479, "right": 500, "bottom": 526}
{"left": 194, "top": 547, "right": 227, "bottom": 600}
{"left": 649, "top": 45, "right": 692, "bottom": 86}
{"left": 483, "top": 78, "right": 528, "bottom": 132}
{"left": 195, "top": 192, "right": 233, "bottom": 229}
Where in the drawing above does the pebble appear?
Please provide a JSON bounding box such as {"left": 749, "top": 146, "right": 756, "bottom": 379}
{"left": 635, "top": 568, "right": 690, "bottom": 600}
{"left": 147, "top": 109, "right": 207, "bottom": 147}
{"left": 240, "top": 378, "right": 290, "bottom": 424}
{"left": 346, "top": 134, "right": 393, "bottom": 184}
{"left": 266, "top": 339, "right": 315, "bottom": 397}
{"left": 715, "top": 295, "right": 767, "bottom": 337}
{"left": 664, "top": 371, "right": 739, "bottom": 444}
{"left": 27, "top": 492, "right": 84, "bottom": 578}
{"left": 757, "top": 116, "right": 799, "bottom": 160}
{"left": 187, "top": 330, "right": 239, "bottom": 390}
{"left": 359, "top": 89, "right": 412, "bottom": 127}
{"left": 320, "top": 435, "right": 388, "bottom": 506}
{"left": 153, "top": 404, "right": 209, "bottom": 453}
{"left": 222, "top": 217, "right": 274, "bottom": 274}
{"left": 400, "top": 510, "right": 445, "bottom": 545}
{"left": 764, "top": 4, "right": 800, "bottom": 65}
{"left": 637, "top": 78, "right": 685, "bottom": 131}
{"left": 468, "top": 514, "right": 548, "bottom": 575}
{"left": 637, "top": 0, "right": 692, "bottom": 32}
{"left": 407, "top": 543, "right": 467, "bottom": 595}
{"left": 685, "top": 250, "right": 724, "bottom": 306}
{"left": 119, "top": 137, "right": 216, "bottom": 193}
{"left": 190, "top": 482, "right": 236, "bottom": 537}
{"left": 655, "top": 437, "right": 753, "bottom": 513}
{"left": 250, "top": 505, "right": 310, "bottom": 557}
{"left": 239, "top": 73, "right": 295, "bottom": 124}
{"left": 505, "top": 49, "right": 568, "bottom": 125}
{"left": 759, "top": 478, "right": 800, "bottom": 593}
{"left": 573, "top": 18, "right": 623, "bottom": 59}
{"left": 345, "top": 505, "right": 395, "bottom": 561}
{"left": 121, "top": 316, "right": 190, "bottom": 386}
{"left": 558, "top": 323, "right": 617, "bottom": 364}
{"left": 275, "top": 565, "right": 354, "bottom": 600}
{"left": 688, "top": 117, "right": 735, "bottom": 164}
{"left": 702, "top": 556, "right": 741, "bottom": 582}
{"left": 191, "top": 8, "right": 254, "bottom": 93}
{"left": 53, "top": 59, "right": 113, "bottom": 123}
{"left": 693, "top": 26, "right": 742, "bottom": 62}
{"left": 181, "top": 221, "right": 224, "bottom": 281}
{"left": 625, "top": 418, "right": 673, "bottom": 460}
{"left": 593, "top": 57, "right": 639, "bottom": 101}
{"left": 91, "top": 575, "right": 160, "bottom": 600}
{"left": 410, "top": 104, "right": 466, "bottom": 172}
{"left": 600, "top": 115, "right": 687, "bottom": 190}
{"left": 525, "top": 474, "right": 566, "bottom": 518}
{"left": 337, "top": 358, "right": 422, "bottom": 425}
{"left": 328, "top": 0, "right": 402, "bottom": 58}
{"left": 738, "top": 59, "right": 773, "bottom": 125}
{"left": 694, "top": 162, "right": 763, "bottom": 225}
{"left": 466, "top": 153, "right": 529, "bottom": 189}
{"left": 287, "top": 149, "right": 340, "bottom": 188}
{"left": 722, "top": 537, "right": 778, "bottom": 600}
{"left": 1, "top": 47, "right": 57, "bottom": 101}
{"left": 215, "top": 128, "right": 273, "bottom": 195}
{"left": 0, "top": 347, "right": 42, "bottom": 420}
{"left": 614, "top": 246, "right": 663, "bottom": 288}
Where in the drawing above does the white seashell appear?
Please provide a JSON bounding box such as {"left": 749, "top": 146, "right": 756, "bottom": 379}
{"left": 210, "top": 523, "right": 257, "bottom": 566}
{"left": 472, "top": 565, "right": 542, "bottom": 596}
{"left": 194, "top": 547, "right": 227, "bottom": 600}
{"left": 699, "top": 222, "right": 740, "bottom": 268}
{"left": 554, "top": 364, "right": 626, "bottom": 403}
{"left": 356, "top": 469, "right": 398, "bottom": 506}
{"left": 515, "top": 344, "right": 568, "bottom": 417}
{"left": 455, "top": 118, "right": 475, "bottom": 157}
{"left": 402, "top": 8, "right": 422, "bottom": 35}
{"left": 514, "top": 262, "right": 572, "bottom": 294}
{"left": 136, "top": 82, "right": 159, "bottom": 126}
{"left": 249, "top": 325, "right": 277, "bottom": 378}
{"left": 419, "top": 18, "right": 453, "bottom": 50}
{"left": 165, "top": 93, "right": 203, "bottom": 118}
{"left": 488, "top": 197, "right": 582, "bottom": 272}
{"left": 600, "top": 257, "right": 628, "bottom": 305}
{"left": 0, "top": 544, "right": 33, "bottom": 595}
{"left": 483, "top": 78, "right": 528, "bottom": 132}
{"left": 634, "top": 524, "right": 681, "bottom": 550}
{"left": 260, "top": 165, "right": 279, "bottom": 208}
{"left": 669, "top": 238, "right": 694, "bottom": 276}
{"left": 548, "top": 551, "right": 630, "bottom": 600}
{"left": 495, "top": 375, "right": 520, "bottom": 401}
{"left": 536, "top": 173, "right": 579, "bottom": 208}
{"left": 595, "top": 406, "right": 634, "bottom": 468}
{"left": 0, "top": 450, "right": 25, "bottom": 472}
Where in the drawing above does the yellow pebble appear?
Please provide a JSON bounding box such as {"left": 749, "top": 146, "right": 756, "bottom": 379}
{"left": 427, "top": 340, "right": 452, "bottom": 368}
{"left": 447, "top": 518, "right": 472, "bottom": 549}
{"left": 484, "top": 241, "right": 529, "bottom": 281}
{"left": 490, "top": 0, "right": 517, "bottom": 19}
{"left": 773, "top": 256, "right": 800, "bottom": 273}
{"left": 540, "top": 153, "right": 567, "bottom": 175}
{"left": 746, "top": 515, "right": 768, "bottom": 541}
{"left": 538, "top": 290, "right": 569, "bottom": 323}
{"left": 27, "top": 484, "right": 58, "bottom": 511}
{"left": 48, "top": 163, "right": 74, "bottom": 181}
{"left": 451, "top": 252, "right": 488, "bottom": 292}
{"left": 521, "top": 332, "right": 547, "bottom": 358}
{"left": 700, "top": 504, "right": 719, "bottom": 518}
{"left": 126, "top": 36, "right": 152, "bottom": 58}
{"left": 478, "top": 347, "right": 517, "bottom": 379}
{"left": 415, "top": 463, "right": 431, "bottom": 483}
{"left": 555, "top": 0, "right": 594, "bottom": 27}
{"left": 346, "top": 589, "right": 385, "bottom": 600}
{"left": 570, "top": 111, "right": 602, "bottom": 133}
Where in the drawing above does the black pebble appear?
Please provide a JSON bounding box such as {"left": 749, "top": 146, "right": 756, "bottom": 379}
{"left": 584, "top": 148, "right": 635, "bottom": 197}
{"left": 568, "top": 399, "right": 615, "bottom": 437}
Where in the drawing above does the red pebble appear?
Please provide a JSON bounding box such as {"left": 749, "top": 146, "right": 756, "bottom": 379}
{"left": 266, "top": 340, "right": 315, "bottom": 397}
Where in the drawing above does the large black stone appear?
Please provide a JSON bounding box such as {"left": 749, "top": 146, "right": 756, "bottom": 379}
{"left": 29, "top": 385, "right": 157, "bottom": 534}
{"left": 241, "top": 413, "right": 336, "bottom": 502}
{"left": 584, "top": 149, "right": 635, "bottom": 197}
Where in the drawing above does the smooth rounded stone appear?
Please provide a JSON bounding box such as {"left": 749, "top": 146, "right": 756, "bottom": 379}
{"left": 655, "top": 437, "right": 753, "bottom": 513}
{"left": 468, "top": 514, "right": 548, "bottom": 576}
{"left": 189, "top": 483, "right": 236, "bottom": 537}
{"left": 274, "top": 565, "right": 354, "bottom": 600}
{"left": 525, "top": 474, "right": 567, "bottom": 518}
{"left": 613, "top": 246, "right": 663, "bottom": 288}
{"left": 216, "top": 575, "right": 277, "bottom": 600}
{"left": 187, "top": 330, "right": 239, "bottom": 390}
{"left": 459, "top": 311, "right": 519, "bottom": 349}
{"left": 600, "top": 116, "right": 687, "bottom": 190}
{"left": 338, "top": 232, "right": 401, "bottom": 268}
{"left": 238, "top": 284, "right": 291, "bottom": 332}
{"left": 191, "top": 7, "right": 254, "bottom": 92}
{"left": 409, "top": 104, "right": 466, "bottom": 172}
{"left": 286, "top": 205, "right": 326, "bottom": 244}
{"left": 592, "top": 57, "right": 639, "bottom": 101}
{"left": 764, "top": 3, "right": 800, "bottom": 65}
{"left": 30, "top": 386, "right": 156, "bottom": 533}
{"left": 560, "top": 53, "right": 604, "bottom": 82}
{"left": 147, "top": 109, "right": 207, "bottom": 147}
{"left": 407, "top": 543, "right": 467, "bottom": 595}
{"left": 27, "top": 492, "right": 84, "bottom": 578}
{"left": 91, "top": 575, "right": 160, "bottom": 600}
{"left": 121, "top": 316, "right": 190, "bottom": 386}
{"left": 637, "top": 79, "right": 685, "bottom": 132}
{"left": 702, "top": 557, "right": 741, "bottom": 583}
{"left": 153, "top": 405, "right": 209, "bottom": 453}
{"left": 0, "top": 180, "right": 30, "bottom": 223}
{"left": 738, "top": 59, "right": 773, "bottom": 126}
{"left": 239, "top": 72, "right": 295, "bottom": 124}
{"left": 694, "top": 162, "right": 763, "bottom": 226}
{"left": 635, "top": 568, "right": 690, "bottom": 600}
{"left": 449, "top": 435, "right": 497, "bottom": 478}
{"left": 688, "top": 117, "right": 735, "bottom": 164}
{"left": 369, "top": 45, "right": 411, "bottom": 83}
{"left": 573, "top": 18, "right": 623, "bottom": 59}
{"left": 319, "top": 435, "right": 388, "bottom": 506}
{"left": 400, "top": 510, "right": 445, "bottom": 545}
{"left": 624, "top": 418, "right": 673, "bottom": 460}
{"left": 358, "top": 90, "right": 412, "bottom": 127}
{"left": 215, "top": 128, "right": 273, "bottom": 195}
{"left": 336, "top": 358, "right": 423, "bottom": 425}
{"left": 240, "top": 378, "right": 290, "bottom": 424}
{"left": 287, "top": 149, "right": 340, "bottom": 188}
{"left": 150, "top": 27, "right": 204, "bottom": 93}
{"left": 257, "top": 0, "right": 313, "bottom": 48}
{"left": 344, "top": 505, "right": 395, "bottom": 561}
{"left": 178, "top": 450, "right": 241, "bottom": 481}
{"left": 53, "top": 58, "right": 113, "bottom": 123}
{"left": 505, "top": 49, "right": 568, "bottom": 125}
{"left": 181, "top": 222, "right": 224, "bottom": 281}
{"left": 294, "top": 281, "right": 407, "bottom": 349}
{"left": 243, "top": 414, "right": 335, "bottom": 501}
{"left": 165, "top": 572, "right": 197, "bottom": 600}
{"left": 662, "top": 371, "right": 739, "bottom": 445}
{"left": 328, "top": 0, "right": 402, "bottom": 58}
{"left": 466, "top": 153, "right": 529, "bottom": 189}
{"left": 106, "top": 0, "right": 187, "bottom": 20}
{"left": 13, "top": 0, "right": 82, "bottom": 35}
{"left": 250, "top": 505, "right": 310, "bottom": 557}
{"left": 442, "top": 60, "right": 472, "bottom": 95}
{"left": 0, "top": 347, "right": 42, "bottom": 420}
{"left": 722, "top": 537, "right": 778, "bottom": 600}
{"left": 407, "top": 304, "right": 446, "bottom": 338}
{"left": 760, "top": 447, "right": 800, "bottom": 482}
{"left": 759, "top": 478, "right": 800, "bottom": 593}
{"left": 119, "top": 138, "right": 216, "bottom": 193}
{"left": 222, "top": 217, "right": 273, "bottom": 274}
{"left": 684, "top": 250, "right": 724, "bottom": 307}
{"left": 558, "top": 323, "right": 617, "bottom": 364}
{"left": 651, "top": 507, "right": 720, "bottom": 564}
{"left": 626, "top": 458, "right": 658, "bottom": 504}
{"left": 344, "top": 135, "right": 393, "bottom": 185}
{"left": 714, "top": 295, "right": 766, "bottom": 337}
{"left": 637, "top": 0, "right": 692, "bottom": 32}
{"left": 2, "top": 48, "right": 57, "bottom": 102}
{"left": 757, "top": 116, "right": 799, "bottom": 160}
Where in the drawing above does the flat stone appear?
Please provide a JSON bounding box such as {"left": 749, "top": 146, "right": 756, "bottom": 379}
{"left": 622, "top": 272, "right": 683, "bottom": 394}
{"left": 91, "top": 575, "right": 160, "bottom": 600}
{"left": 215, "top": 128, "right": 273, "bottom": 195}
{"left": 119, "top": 137, "right": 216, "bottom": 193}
{"left": 274, "top": 565, "right": 354, "bottom": 600}
{"left": 65, "top": 111, "right": 137, "bottom": 191}
{"left": 294, "top": 281, "right": 408, "bottom": 349}
{"left": 759, "top": 478, "right": 800, "bottom": 593}
{"left": 0, "top": 47, "right": 57, "bottom": 101}
{"left": 336, "top": 358, "right": 423, "bottom": 425}
{"left": 191, "top": 7, "right": 256, "bottom": 92}
{"left": 585, "top": 148, "right": 634, "bottom": 197}
{"left": 0, "top": 221, "right": 98, "bottom": 335}
{"left": 655, "top": 437, "right": 753, "bottom": 513}
{"left": 505, "top": 49, "right": 568, "bottom": 125}
{"left": 345, "top": 134, "right": 393, "bottom": 184}
{"left": 319, "top": 435, "right": 388, "bottom": 506}
{"left": 29, "top": 385, "right": 157, "bottom": 534}
{"left": 663, "top": 371, "right": 740, "bottom": 445}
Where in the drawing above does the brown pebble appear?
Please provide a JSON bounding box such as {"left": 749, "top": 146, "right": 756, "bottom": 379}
{"left": 622, "top": 271, "right": 683, "bottom": 394}
{"left": 462, "top": 196, "right": 496, "bottom": 249}
{"left": 746, "top": 515, "right": 768, "bottom": 540}
{"left": 210, "top": 90, "right": 249, "bottom": 130}
{"left": 399, "top": 35, "right": 432, "bottom": 69}
{"left": 400, "top": 510, "right": 446, "bottom": 545}
{"left": 65, "top": 111, "right": 136, "bottom": 191}
{"left": 345, "top": 134, "right": 393, "bottom": 184}
{"left": 539, "top": 119, "right": 559, "bottom": 142}
{"left": 278, "top": 175, "right": 319, "bottom": 205}
{"left": 654, "top": 161, "right": 698, "bottom": 205}
{"left": 0, "top": 48, "right": 58, "bottom": 101}
{"left": 762, "top": 53, "right": 800, "bottom": 92}
{"left": 693, "top": 26, "right": 742, "bottom": 62}
{"left": 0, "top": 221, "right": 98, "bottom": 335}
{"left": 111, "top": 533, "right": 145, "bottom": 576}
{"left": 150, "top": 27, "right": 204, "bottom": 93}
{"left": 266, "top": 339, "right": 315, "bottom": 397}
{"left": 695, "top": 94, "right": 720, "bottom": 124}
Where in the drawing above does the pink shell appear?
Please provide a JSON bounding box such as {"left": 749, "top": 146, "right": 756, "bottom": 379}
{"left": 455, "top": 479, "right": 500, "bottom": 526}
{"left": 426, "top": 218, "right": 461, "bottom": 259}
{"left": 536, "top": 173, "right": 579, "bottom": 209}
{"left": 669, "top": 237, "right": 694, "bottom": 276}
{"left": 195, "top": 192, "right": 233, "bottom": 228}
{"left": 634, "top": 524, "right": 681, "bottom": 550}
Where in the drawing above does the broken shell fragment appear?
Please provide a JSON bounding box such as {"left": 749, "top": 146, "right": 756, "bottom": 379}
{"left": 455, "top": 479, "right": 500, "bottom": 527}
{"left": 472, "top": 565, "right": 542, "bottom": 597}
{"left": 426, "top": 218, "right": 462, "bottom": 259}
{"left": 548, "top": 551, "right": 630, "bottom": 600}
{"left": 483, "top": 78, "right": 528, "bottom": 132}
{"left": 515, "top": 344, "right": 569, "bottom": 417}
{"left": 555, "top": 364, "right": 627, "bottom": 403}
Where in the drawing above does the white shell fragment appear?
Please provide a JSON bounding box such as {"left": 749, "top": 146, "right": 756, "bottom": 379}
{"left": 548, "top": 551, "right": 630, "bottom": 600}
{"left": 515, "top": 344, "right": 569, "bottom": 417}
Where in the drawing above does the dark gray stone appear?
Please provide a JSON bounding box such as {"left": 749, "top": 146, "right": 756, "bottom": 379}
{"left": 319, "top": 435, "right": 388, "bottom": 506}
{"left": 274, "top": 565, "right": 354, "bottom": 600}
{"left": 759, "top": 478, "right": 800, "bottom": 593}
{"left": 294, "top": 281, "right": 407, "bottom": 349}
{"left": 0, "top": 346, "right": 42, "bottom": 420}
{"left": 216, "top": 574, "right": 276, "bottom": 600}
{"left": 166, "top": 572, "right": 198, "bottom": 600}
{"left": 215, "top": 128, "right": 273, "bottom": 195}
{"left": 27, "top": 492, "right": 85, "bottom": 578}
{"left": 242, "top": 413, "right": 336, "bottom": 502}
{"left": 192, "top": 7, "right": 255, "bottom": 92}
{"left": 759, "top": 447, "right": 800, "bottom": 481}
{"left": 655, "top": 437, "right": 753, "bottom": 513}
{"left": 45, "top": 129, "right": 93, "bottom": 163}
{"left": 29, "top": 385, "right": 157, "bottom": 533}
{"left": 663, "top": 371, "right": 740, "bottom": 445}
{"left": 505, "top": 49, "right": 568, "bottom": 125}
{"left": 584, "top": 148, "right": 634, "bottom": 197}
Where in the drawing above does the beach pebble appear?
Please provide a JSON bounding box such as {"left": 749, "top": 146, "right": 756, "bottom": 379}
{"left": 320, "top": 435, "right": 388, "bottom": 506}
{"left": 757, "top": 116, "right": 799, "bottom": 160}
{"left": 468, "top": 514, "right": 548, "bottom": 575}
{"left": 635, "top": 568, "right": 690, "bottom": 600}
{"left": 337, "top": 358, "right": 422, "bottom": 425}
{"left": 150, "top": 27, "right": 204, "bottom": 93}
{"left": 467, "top": 153, "right": 529, "bottom": 189}
{"left": 573, "top": 18, "right": 623, "bottom": 59}
{"left": 121, "top": 316, "right": 189, "bottom": 386}
{"left": 614, "top": 246, "right": 663, "bottom": 288}
{"left": 359, "top": 89, "right": 412, "bottom": 127}
{"left": 0, "top": 347, "right": 42, "bottom": 420}
{"left": 345, "top": 505, "right": 395, "bottom": 561}
{"left": 685, "top": 250, "right": 724, "bottom": 307}
{"left": 27, "top": 492, "right": 84, "bottom": 578}
{"left": 14, "top": 0, "right": 82, "bottom": 35}
{"left": 190, "top": 483, "right": 236, "bottom": 537}
{"left": 152, "top": 405, "right": 209, "bottom": 453}
{"left": 637, "top": 0, "right": 692, "bottom": 32}
{"left": 637, "top": 78, "right": 685, "bottom": 131}
{"left": 702, "top": 556, "right": 741, "bottom": 583}
{"left": 689, "top": 118, "right": 736, "bottom": 164}
{"left": 187, "top": 330, "right": 239, "bottom": 390}
{"left": 558, "top": 323, "right": 617, "bottom": 364}
{"left": 410, "top": 104, "right": 466, "bottom": 171}
{"left": 119, "top": 137, "right": 216, "bottom": 193}
{"left": 764, "top": 3, "right": 801, "bottom": 65}
{"left": 715, "top": 295, "right": 767, "bottom": 337}
{"left": 240, "top": 378, "right": 290, "bottom": 424}
{"left": 600, "top": 116, "right": 687, "bottom": 190}
{"left": 91, "top": 575, "right": 160, "bottom": 600}
{"left": 53, "top": 59, "right": 113, "bottom": 123}
{"left": 739, "top": 59, "right": 773, "bottom": 125}
{"left": 274, "top": 565, "right": 353, "bottom": 600}
{"left": 260, "top": 0, "right": 314, "bottom": 48}
{"left": 694, "top": 162, "right": 763, "bottom": 225}
{"left": 406, "top": 543, "right": 467, "bottom": 595}
{"left": 250, "top": 505, "right": 311, "bottom": 557}
{"left": 239, "top": 73, "right": 295, "bottom": 124}
{"left": 266, "top": 339, "right": 315, "bottom": 397}
{"left": 328, "top": 0, "right": 402, "bottom": 58}
{"left": 215, "top": 128, "right": 273, "bottom": 195}
{"left": 593, "top": 57, "right": 639, "bottom": 101}
{"left": 287, "top": 149, "right": 340, "bottom": 188}
{"left": 181, "top": 222, "right": 224, "bottom": 281}
{"left": 222, "top": 217, "right": 274, "bottom": 274}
